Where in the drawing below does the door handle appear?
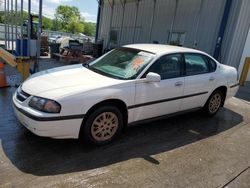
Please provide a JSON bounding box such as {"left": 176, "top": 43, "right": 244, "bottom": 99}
{"left": 175, "top": 81, "right": 183, "bottom": 87}
{"left": 209, "top": 77, "right": 215, "bottom": 81}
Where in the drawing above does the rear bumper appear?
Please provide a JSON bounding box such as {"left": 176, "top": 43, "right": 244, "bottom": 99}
{"left": 226, "top": 83, "right": 239, "bottom": 100}
{"left": 13, "top": 95, "right": 83, "bottom": 139}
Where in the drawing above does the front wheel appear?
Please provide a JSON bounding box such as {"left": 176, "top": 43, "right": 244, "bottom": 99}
{"left": 203, "top": 90, "right": 224, "bottom": 116}
{"left": 81, "top": 106, "right": 123, "bottom": 145}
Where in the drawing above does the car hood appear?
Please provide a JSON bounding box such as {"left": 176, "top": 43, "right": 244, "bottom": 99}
{"left": 22, "top": 64, "right": 124, "bottom": 96}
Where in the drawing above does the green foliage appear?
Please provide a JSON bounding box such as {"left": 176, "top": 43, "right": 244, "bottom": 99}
{"left": 0, "top": 11, "right": 52, "bottom": 30}
{"left": 0, "top": 11, "right": 27, "bottom": 25}
{"left": 67, "top": 17, "right": 84, "bottom": 34}
{"left": 0, "top": 5, "right": 96, "bottom": 36}
{"left": 51, "top": 19, "right": 63, "bottom": 31}
{"left": 83, "top": 22, "right": 96, "bottom": 36}
{"left": 55, "top": 5, "right": 81, "bottom": 31}
{"left": 54, "top": 5, "right": 96, "bottom": 35}
{"left": 0, "top": 11, "right": 3, "bottom": 23}
{"left": 42, "top": 17, "right": 53, "bottom": 30}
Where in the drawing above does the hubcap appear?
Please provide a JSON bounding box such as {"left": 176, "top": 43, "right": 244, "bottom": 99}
{"left": 208, "top": 93, "right": 222, "bottom": 113}
{"left": 91, "top": 112, "right": 119, "bottom": 142}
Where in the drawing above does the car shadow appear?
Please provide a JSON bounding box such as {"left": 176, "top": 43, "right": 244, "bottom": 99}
{"left": 0, "top": 89, "right": 243, "bottom": 176}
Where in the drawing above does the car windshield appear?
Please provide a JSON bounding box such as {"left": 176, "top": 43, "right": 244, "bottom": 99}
{"left": 89, "top": 47, "right": 155, "bottom": 80}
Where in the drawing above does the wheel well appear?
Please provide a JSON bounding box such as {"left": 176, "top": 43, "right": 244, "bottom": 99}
{"left": 214, "top": 86, "right": 227, "bottom": 106}
{"left": 79, "top": 99, "right": 128, "bottom": 137}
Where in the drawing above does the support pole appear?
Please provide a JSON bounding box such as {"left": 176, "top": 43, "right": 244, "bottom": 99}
{"left": 37, "top": 0, "right": 43, "bottom": 58}
{"left": 213, "top": 0, "right": 233, "bottom": 60}
{"left": 95, "top": 0, "right": 102, "bottom": 43}
{"left": 20, "top": 0, "right": 24, "bottom": 56}
{"left": 168, "top": 0, "right": 179, "bottom": 43}
{"left": 27, "top": 0, "right": 31, "bottom": 57}
{"left": 7, "top": 0, "right": 10, "bottom": 50}
{"left": 11, "top": 0, "right": 14, "bottom": 52}
{"left": 118, "top": 0, "right": 126, "bottom": 46}
{"left": 4, "top": 0, "right": 7, "bottom": 49}
{"left": 132, "top": 0, "right": 139, "bottom": 43}
{"left": 149, "top": 0, "right": 156, "bottom": 42}
{"left": 34, "top": 0, "right": 43, "bottom": 73}
{"left": 15, "top": 0, "right": 18, "bottom": 44}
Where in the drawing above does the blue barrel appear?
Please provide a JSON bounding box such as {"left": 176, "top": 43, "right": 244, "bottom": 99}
{"left": 16, "top": 39, "right": 28, "bottom": 56}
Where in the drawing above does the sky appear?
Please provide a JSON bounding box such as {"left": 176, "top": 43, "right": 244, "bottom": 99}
{"left": 0, "top": 0, "right": 99, "bottom": 23}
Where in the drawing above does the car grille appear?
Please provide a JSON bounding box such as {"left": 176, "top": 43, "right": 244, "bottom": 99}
{"left": 16, "top": 89, "right": 31, "bottom": 102}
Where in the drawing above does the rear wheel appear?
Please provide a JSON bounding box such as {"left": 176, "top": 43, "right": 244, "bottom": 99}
{"left": 81, "top": 106, "right": 123, "bottom": 145}
{"left": 203, "top": 90, "right": 224, "bottom": 116}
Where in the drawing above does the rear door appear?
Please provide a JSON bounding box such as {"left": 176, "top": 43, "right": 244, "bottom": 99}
{"left": 181, "top": 53, "right": 217, "bottom": 111}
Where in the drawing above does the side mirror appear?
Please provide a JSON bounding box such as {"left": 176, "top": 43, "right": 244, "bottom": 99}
{"left": 146, "top": 72, "right": 161, "bottom": 82}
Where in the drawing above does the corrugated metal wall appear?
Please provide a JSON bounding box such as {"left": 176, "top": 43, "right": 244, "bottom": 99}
{"left": 98, "top": 0, "right": 249, "bottom": 68}
{"left": 99, "top": 0, "right": 226, "bottom": 54}
{"left": 221, "top": 0, "right": 250, "bottom": 68}
{"left": 151, "top": 0, "right": 175, "bottom": 44}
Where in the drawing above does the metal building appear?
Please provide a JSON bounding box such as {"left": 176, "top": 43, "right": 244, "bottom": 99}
{"left": 96, "top": 0, "right": 250, "bottom": 71}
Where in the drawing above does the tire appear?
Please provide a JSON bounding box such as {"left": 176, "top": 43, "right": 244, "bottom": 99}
{"left": 81, "top": 106, "right": 123, "bottom": 145}
{"left": 203, "top": 90, "right": 224, "bottom": 116}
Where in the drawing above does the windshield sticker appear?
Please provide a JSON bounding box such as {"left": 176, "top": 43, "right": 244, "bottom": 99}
{"left": 132, "top": 57, "right": 145, "bottom": 70}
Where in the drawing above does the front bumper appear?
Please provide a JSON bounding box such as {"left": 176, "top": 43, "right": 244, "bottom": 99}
{"left": 12, "top": 92, "right": 83, "bottom": 139}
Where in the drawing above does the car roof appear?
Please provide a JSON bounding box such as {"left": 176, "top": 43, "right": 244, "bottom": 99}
{"left": 124, "top": 44, "right": 206, "bottom": 55}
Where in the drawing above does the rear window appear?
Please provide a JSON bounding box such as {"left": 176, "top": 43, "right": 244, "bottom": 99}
{"left": 184, "top": 54, "right": 209, "bottom": 76}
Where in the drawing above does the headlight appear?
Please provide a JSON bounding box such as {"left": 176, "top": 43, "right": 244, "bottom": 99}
{"left": 29, "top": 96, "right": 61, "bottom": 113}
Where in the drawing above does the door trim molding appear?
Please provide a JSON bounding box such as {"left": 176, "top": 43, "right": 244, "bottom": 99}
{"left": 128, "top": 91, "right": 208, "bottom": 109}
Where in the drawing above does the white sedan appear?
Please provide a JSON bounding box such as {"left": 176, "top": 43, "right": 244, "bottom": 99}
{"left": 13, "top": 44, "right": 239, "bottom": 145}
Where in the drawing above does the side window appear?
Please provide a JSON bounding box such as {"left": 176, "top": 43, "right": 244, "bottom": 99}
{"left": 184, "top": 54, "right": 209, "bottom": 76}
{"left": 144, "top": 54, "right": 181, "bottom": 79}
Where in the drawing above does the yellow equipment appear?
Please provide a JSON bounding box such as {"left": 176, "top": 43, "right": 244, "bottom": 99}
{"left": 239, "top": 57, "right": 250, "bottom": 86}
{"left": 0, "top": 47, "right": 32, "bottom": 81}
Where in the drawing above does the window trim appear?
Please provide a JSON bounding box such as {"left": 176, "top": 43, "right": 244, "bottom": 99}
{"left": 205, "top": 55, "right": 217, "bottom": 72}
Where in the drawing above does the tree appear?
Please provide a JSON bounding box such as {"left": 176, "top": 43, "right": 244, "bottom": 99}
{"left": 55, "top": 5, "right": 81, "bottom": 31}
{"left": 83, "top": 22, "right": 96, "bottom": 36}
{"left": 67, "top": 17, "right": 84, "bottom": 34}
{"left": 42, "top": 17, "right": 53, "bottom": 30}
{"left": 0, "top": 11, "right": 3, "bottom": 23}
{"left": 51, "top": 19, "right": 63, "bottom": 31}
{"left": 0, "top": 5, "right": 96, "bottom": 36}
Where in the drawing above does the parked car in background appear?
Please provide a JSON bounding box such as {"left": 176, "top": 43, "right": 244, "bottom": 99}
{"left": 13, "top": 44, "right": 239, "bottom": 145}
{"left": 49, "top": 35, "right": 62, "bottom": 43}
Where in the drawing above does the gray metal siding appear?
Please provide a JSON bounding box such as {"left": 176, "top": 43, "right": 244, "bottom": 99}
{"left": 98, "top": 0, "right": 249, "bottom": 68}
{"left": 112, "top": 3, "right": 123, "bottom": 28}
{"left": 136, "top": 0, "right": 154, "bottom": 43}
{"left": 99, "top": 0, "right": 226, "bottom": 54}
{"left": 99, "top": 1, "right": 112, "bottom": 48}
{"left": 151, "top": 0, "right": 175, "bottom": 44}
{"left": 173, "top": 0, "right": 200, "bottom": 48}
{"left": 121, "top": 2, "right": 137, "bottom": 45}
{"left": 196, "top": 0, "right": 225, "bottom": 53}
{"left": 221, "top": 0, "right": 250, "bottom": 68}
{"left": 220, "top": 0, "right": 243, "bottom": 64}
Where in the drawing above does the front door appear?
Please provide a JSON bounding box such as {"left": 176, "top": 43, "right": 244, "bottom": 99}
{"left": 131, "top": 53, "right": 184, "bottom": 122}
